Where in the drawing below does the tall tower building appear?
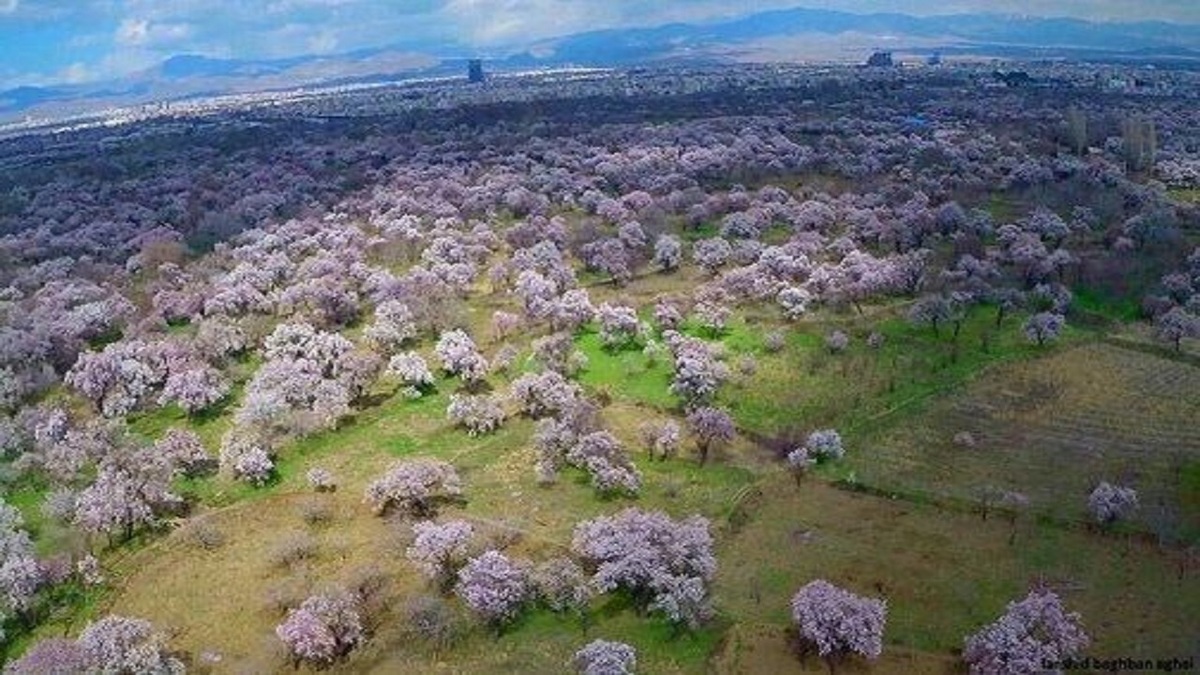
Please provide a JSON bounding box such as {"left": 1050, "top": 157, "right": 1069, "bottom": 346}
{"left": 468, "top": 59, "right": 485, "bottom": 83}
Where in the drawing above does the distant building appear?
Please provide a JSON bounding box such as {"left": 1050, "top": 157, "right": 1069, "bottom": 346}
{"left": 993, "top": 70, "right": 1033, "bottom": 87}
{"left": 866, "top": 51, "right": 894, "bottom": 68}
{"left": 927, "top": 52, "right": 942, "bottom": 66}
{"left": 468, "top": 59, "right": 485, "bottom": 83}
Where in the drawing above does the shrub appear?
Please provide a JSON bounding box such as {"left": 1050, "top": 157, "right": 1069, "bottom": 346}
{"left": 299, "top": 498, "right": 335, "bottom": 527}
{"left": 404, "top": 595, "right": 459, "bottom": 650}
{"left": 269, "top": 532, "right": 318, "bottom": 568}
{"left": 764, "top": 330, "right": 786, "bottom": 353}
{"left": 306, "top": 467, "right": 337, "bottom": 492}
{"left": 184, "top": 521, "right": 227, "bottom": 550}
{"left": 825, "top": 330, "right": 849, "bottom": 354}
{"left": 532, "top": 557, "right": 591, "bottom": 613}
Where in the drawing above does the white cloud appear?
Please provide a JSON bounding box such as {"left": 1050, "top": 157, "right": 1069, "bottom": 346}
{"left": 115, "top": 18, "right": 192, "bottom": 47}
{"left": 59, "top": 62, "right": 90, "bottom": 83}
{"left": 267, "top": 0, "right": 360, "bottom": 12}
{"left": 308, "top": 30, "right": 338, "bottom": 54}
{"left": 116, "top": 18, "right": 149, "bottom": 45}
{"left": 0, "top": 0, "right": 18, "bottom": 15}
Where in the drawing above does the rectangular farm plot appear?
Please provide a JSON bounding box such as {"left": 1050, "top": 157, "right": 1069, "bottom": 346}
{"left": 851, "top": 342, "right": 1200, "bottom": 533}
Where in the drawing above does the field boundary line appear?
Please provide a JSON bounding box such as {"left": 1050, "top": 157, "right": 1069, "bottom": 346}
{"left": 1102, "top": 335, "right": 1200, "bottom": 368}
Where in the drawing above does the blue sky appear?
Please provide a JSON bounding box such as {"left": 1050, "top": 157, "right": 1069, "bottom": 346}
{"left": 1, "top": 1, "right": 1198, "bottom": 89}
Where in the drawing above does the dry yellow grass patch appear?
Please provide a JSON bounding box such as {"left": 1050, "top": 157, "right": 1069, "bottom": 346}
{"left": 852, "top": 342, "right": 1200, "bottom": 525}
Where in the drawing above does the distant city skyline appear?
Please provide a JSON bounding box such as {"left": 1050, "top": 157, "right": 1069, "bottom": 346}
{"left": 1, "top": 1, "right": 1198, "bottom": 89}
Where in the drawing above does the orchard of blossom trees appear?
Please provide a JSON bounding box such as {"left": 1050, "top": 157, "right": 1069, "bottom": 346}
{"left": 1, "top": 58, "right": 1196, "bottom": 671}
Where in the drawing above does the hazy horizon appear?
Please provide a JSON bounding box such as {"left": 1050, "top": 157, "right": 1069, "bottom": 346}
{"left": 3, "top": 1, "right": 1199, "bottom": 91}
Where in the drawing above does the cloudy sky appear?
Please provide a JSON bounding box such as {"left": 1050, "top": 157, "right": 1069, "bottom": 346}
{"left": 1, "top": 0, "right": 1197, "bottom": 89}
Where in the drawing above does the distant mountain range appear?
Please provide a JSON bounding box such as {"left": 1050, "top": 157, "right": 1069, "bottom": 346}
{"left": 3, "top": 6, "right": 1199, "bottom": 123}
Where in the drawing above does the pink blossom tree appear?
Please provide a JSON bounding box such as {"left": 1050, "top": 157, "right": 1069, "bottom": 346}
{"left": 387, "top": 351, "right": 435, "bottom": 395}
{"left": 76, "top": 615, "right": 184, "bottom": 674}
{"left": 573, "top": 639, "right": 637, "bottom": 675}
{"left": 1154, "top": 307, "right": 1198, "bottom": 352}
{"left": 571, "top": 508, "right": 715, "bottom": 628}
{"left": 1, "top": 498, "right": 42, "bottom": 621}
{"left": 3, "top": 638, "right": 88, "bottom": 674}
{"left": 1023, "top": 312, "right": 1065, "bottom": 347}
{"left": 666, "top": 333, "right": 727, "bottom": 406}
{"left": 406, "top": 520, "right": 475, "bottom": 592}
{"left": 364, "top": 300, "right": 417, "bottom": 354}
{"left": 510, "top": 371, "right": 580, "bottom": 418}
{"left": 653, "top": 234, "right": 683, "bottom": 272}
{"left": 686, "top": 407, "right": 735, "bottom": 466}
{"left": 434, "top": 329, "right": 489, "bottom": 385}
{"left": 446, "top": 394, "right": 506, "bottom": 436}
{"left": 276, "top": 591, "right": 364, "bottom": 668}
{"left": 790, "top": 580, "right": 887, "bottom": 669}
{"left": 1087, "top": 482, "right": 1138, "bottom": 526}
{"left": 639, "top": 420, "right": 681, "bottom": 461}
{"left": 158, "top": 362, "right": 230, "bottom": 415}
{"left": 962, "top": 589, "right": 1088, "bottom": 675}
{"left": 364, "top": 459, "right": 462, "bottom": 517}
{"left": 693, "top": 237, "right": 732, "bottom": 275}
{"left": 454, "top": 550, "right": 530, "bottom": 629}
{"left": 805, "top": 429, "right": 844, "bottom": 461}
{"left": 491, "top": 310, "right": 522, "bottom": 341}
{"left": 597, "top": 304, "right": 642, "bottom": 350}
{"left": 218, "top": 434, "right": 274, "bottom": 486}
